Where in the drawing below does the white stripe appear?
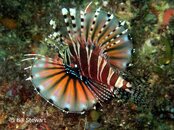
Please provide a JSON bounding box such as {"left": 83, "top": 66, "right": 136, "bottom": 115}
{"left": 21, "top": 57, "right": 36, "bottom": 62}
{"left": 111, "top": 38, "right": 114, "bottom": 42}
{"left": 26, "top": 77, "right": 32, "bottom": 81}
{"left": 24, "top": 54, "right": 44, "bottom": 57}
{"left": 97, "top": 56, "right": 102, "bottom": 81}
{"left": 67, "top": 27, "right": 71, "bottom": 32}
{"left": 72, "top": 42, "right": 78, "bottom": 56}
{"left": 24, "top": 66, "right": 32, "bottom": 70}
{"left": 116, "top": 40, "right": 120, "bottom": 44}
{"left": 122, "top": 29, "right": 128, "bottom": 34}
{"left": 69, "top": 8, "right": 76, "bottom": 18}
{"left": 64, "top": 18, "right": 68, "bottom": 23}
{"left": 81, "top": 22, "right": 84, "bottom": 26}
{"left": 76, "top": 41, "right": 84, "bottom": 75}
{"left": 69, "top": 49, "right": 75, "bottom": 59}
{"left": 76, "top": 42, "right": 80, "bottom": 56}
{"left": 52, "top": 32, "right": 59, "bottom": 38}
{"left": 116, "top": 26, "right": 120, "bottom": 30}
{"left": 105, "top": 36, "right": 109, "bottom": 39}
{"left": 114, "top": 76, "right": 123, "bottom": 88}
{"left": 107, "top": 68, "right": 115, "bottom": 85}
{"left": 49, "top": 19, "right": 56, "bottom": 29}
{"left": 99, "top": 59, "right": 107, "bottom": 82}
{"left": 85, "top": 46, "right": 93, "bottom": 78}
{"left": 88, "top": 49, "right": 93, "bottom": 78}
{"left": 120, "top": 21, "right": 126, "bottom": 26}
{"left": 110, "top": 14, "right": 114, "bottom": 19}
{"left": 125, "top": 89, "right": 133, "bottom": 93}
{"left": 109, "top": 31, "right": 113, "bottom": 35}
{"left": 126, "top": 82, "right": 132, "bottom": 88}
{"left": 62, "top": 8, "right": 68, "bottom": 15}
{"left": 116, "top": 34, "right": 120, "bottom": 38}
{"left": 85, "top": 1, "right": 93, "bottom": 13}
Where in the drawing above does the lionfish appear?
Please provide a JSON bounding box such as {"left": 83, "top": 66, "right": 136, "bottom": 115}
{"left": 23, "top": 2, "right": 133, "bottom": 114}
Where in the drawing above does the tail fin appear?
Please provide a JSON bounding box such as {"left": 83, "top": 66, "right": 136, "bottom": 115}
{"left": 112, "top": 75, "right": 149, "bottom": 106}
{"left": 130, "top": 78, "right": 149, "bottom": 107}
{"left": 113, "top": 87, "right": 131, "bottom": 101}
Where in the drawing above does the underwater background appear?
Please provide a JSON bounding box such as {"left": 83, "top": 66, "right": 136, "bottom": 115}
{"left": 0, "top": 0, "right": 174, "bottom": 129}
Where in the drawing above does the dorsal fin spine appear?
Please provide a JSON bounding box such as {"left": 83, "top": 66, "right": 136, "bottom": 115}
{"left": 62, "top": 8, "right": 75, "bottom": 45}
{"left": 80, "top": 10, "right": 85, "bottom": 40}
{"left": 96, "top": 13, "right": 114, "bottom": 44}
{"left": 89, "top": 8, "right": 101, "bottom": 42}
{"left": 69, "top": 8, "right": 77, "bottom": 33}
{"left": 85, "top": 1, "right": 93, "bottom": 13}
{"left": 100, "top": 25, "right": 124, "bottom": 46}
{"left": 62, "top": 8, "right": 71, "bottom": 34}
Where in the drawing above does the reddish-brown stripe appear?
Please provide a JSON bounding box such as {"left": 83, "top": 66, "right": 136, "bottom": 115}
{"left": 122, "top": 80, "right": 128, "bottom": 90}
{"left": 109, "top": 72, "right": 119, "bottom": 86}
{"left": 79, "top": 47, "right": 89, "bottom": 76}
{"left": 69, "top": 45, "right": 77, "bottom": 61}
{"left": 89, "top": 51, "right": 98, "bottom": 80}
{"left": 97, "top": 56, "right": 104, "bottom": 81}
{"left": 101, "top": 63, "right": 110, "bottom": 84}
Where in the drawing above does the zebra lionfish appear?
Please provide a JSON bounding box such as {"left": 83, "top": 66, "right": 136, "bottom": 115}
{"left": 23, "top": 3, "right": 133, "bottom": 114}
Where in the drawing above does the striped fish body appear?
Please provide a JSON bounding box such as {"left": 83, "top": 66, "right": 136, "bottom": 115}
{"left": 67, "top": 42, "right": 131, "bottom": 92}
{"left": 24, "top": 4, "right": 133, "bottom": 114}
{"left": 62, "top": 7, "right": 132, "bottom": 92}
